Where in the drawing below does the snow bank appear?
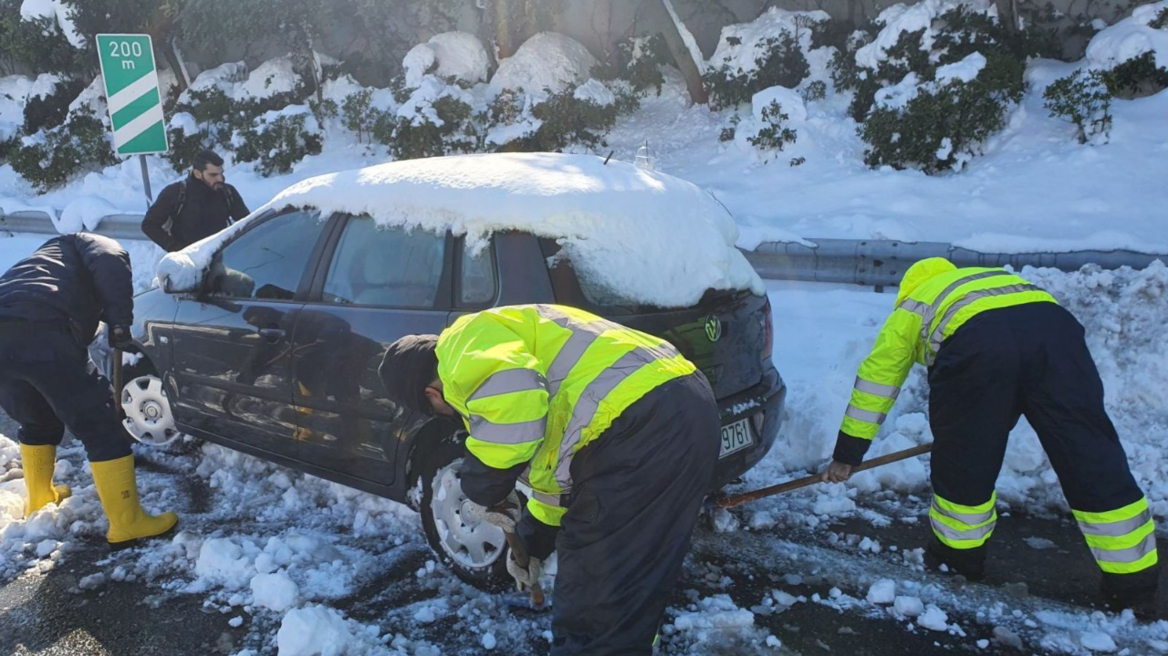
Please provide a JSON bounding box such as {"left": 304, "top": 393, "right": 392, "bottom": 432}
{"left": 489, "top": 32, "right": 597, "bottom": 97}
{"left": 403, "top": 32, "right": 490, "bottom": 88}
{"left": 55, "top": 196, "right": 120, "bottom": 233}
{"left": 187, "top": 56, "right": 305, "bottom": 104}
{"left": 1086, "top": 0, "right": 1168, "bottom": 70}
{"left": 752, "top": 86, "right": 807, "bottom": 122}
{"left": 158, "top": 153, "right": 765, "bottom": 308}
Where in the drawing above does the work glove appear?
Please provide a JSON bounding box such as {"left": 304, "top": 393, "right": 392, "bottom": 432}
{"left": 463, "top": 490, "right": 522, "bottom": 530}
{"left": 506, "top": 550, "right": 543, "bottom": 593}
{"left": 108, "top": 325, "right": 136, "bottom": 352}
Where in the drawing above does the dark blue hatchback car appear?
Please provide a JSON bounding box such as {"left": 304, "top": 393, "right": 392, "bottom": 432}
{"left": 99, "top": 153, "right": 786, "bottom": 589}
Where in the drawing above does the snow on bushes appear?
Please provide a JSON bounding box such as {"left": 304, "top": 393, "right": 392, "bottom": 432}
{"left": 488, "top": 32, "right": 596, "bottom": 99}
{"left": 704, "top": 8, "right": 829, "bottom": 109}
{"left": 835, "top": 0, "right": 1026, "bottom": 173}
{"left": 1085, "top": 1, "right": 1168, "bottom": 99}
{"left": 1043, "top": 69, "right": 1113, "bottom": 145}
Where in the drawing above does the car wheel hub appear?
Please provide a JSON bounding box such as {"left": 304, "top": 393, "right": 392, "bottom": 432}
{"left": 121, "top": 375, "right": 180, "bottom": 447}
{"left": 431, "top": 461, "right": 506, "bottom": 570}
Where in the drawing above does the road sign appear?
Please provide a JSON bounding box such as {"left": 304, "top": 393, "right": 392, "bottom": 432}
{"left": 96, "top": 34, "right": 169, "bottom": 156}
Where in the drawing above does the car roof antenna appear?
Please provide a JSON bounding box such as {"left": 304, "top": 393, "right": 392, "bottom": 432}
{"left": 603, "top": 150, "right": 614, "bottom": 165}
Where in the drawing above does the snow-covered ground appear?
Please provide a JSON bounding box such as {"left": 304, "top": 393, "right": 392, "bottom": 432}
{"left": 1, "top": 245, "right": 1165, "bottom": 654}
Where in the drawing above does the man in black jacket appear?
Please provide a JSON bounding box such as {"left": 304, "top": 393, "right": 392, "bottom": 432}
{"left": 0, "top": 233, "right": 178, "bottom": 549}
{"left": 142, "top": 149, "right": 249, "bottom": 252}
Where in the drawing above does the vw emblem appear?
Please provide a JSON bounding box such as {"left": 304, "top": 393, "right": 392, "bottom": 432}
{"left": 704, "top": 316, "right": 722, "bottom": 342}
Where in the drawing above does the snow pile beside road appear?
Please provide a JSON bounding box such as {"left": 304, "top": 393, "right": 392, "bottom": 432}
{"left": 1086, "top": 0, "right": 1168, "bottom": 70}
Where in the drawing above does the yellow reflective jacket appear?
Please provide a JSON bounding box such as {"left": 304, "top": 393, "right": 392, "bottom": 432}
{"left": 436, "top": 304, "right": 697, "bottom": 526}
{"left": 837, "top": 267, "right": 1057, "bottom": 458}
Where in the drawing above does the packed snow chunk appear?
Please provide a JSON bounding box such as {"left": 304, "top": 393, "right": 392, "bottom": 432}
{"left": 917, "top": 604, "right": 949, "bottom": 631}
{"left": 35, "top": 539, "right": 58, "bottom": 557}
{"left": 813, "top": 492, "right": 856, "bottom": 516}
{"left": 856, "top": 0, "right": 994, "bottom": 70}
{"left": 752, "top": 86, "right": 807, "bottom": 123}
{"left": 403, "top": 32, "right": 490, "bottom": 87}
{"left": 79, "top": 573, "right": 106, "bottom": 591}
{"left": 490, "top": 33, "right": 597, "bottom": 97}
{"left": 276, "top": 605, "right": 358, "bottom": 656}
{"left": 1086, "top": 0, "right": 1168, "bottom": 71}
{"left": 935, "top": 52, "right": 987, "bottom": 85}
{"left": 481, "top": 633, "right": 497, "bottom": 650}
{"left": 867, "top": 579, "right": 897, "bottom": 604}
{"left": 163, "top": 153, "right": 763, "bottom": 309}
{"left": 56, "top": 196, "right": 120, "bottom": 234}
{"left": 251, "top": 572, "right": 300, "bottom": 612}
{"left": 708, "top": 7, "right": 829, "bottom": 80}
{"left": 1080, "top": 631, "right": 1118, "bottom": 653}
{"left": 672, "top": 594, "right": 755, "bottom": 631}
{"left": 19, "top": 0, "right": 84, "bottom": 48}
{"left": 874, "top": 72, "right": 921, "bottom": 111}
{"left": 195, "top": 537, "right": 256, "bottom": 584}
{"left": 893, "top": 595, "right": 925, "bottom": 617}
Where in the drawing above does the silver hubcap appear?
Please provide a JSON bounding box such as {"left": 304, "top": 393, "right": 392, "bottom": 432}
{"left": 431, "top": 459, "right": 506, "bottom": 569}
{"left": 121, "top": 376, "right": 180, "bottom": 447}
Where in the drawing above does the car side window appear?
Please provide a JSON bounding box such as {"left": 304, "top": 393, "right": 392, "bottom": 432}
{"left": 206, "top": 210, "right": 323, "bottom": 300}
{"left": 458, "top": 239, "right": 497, "bottom": 306}
{"left": 321, "top": 217, "right": 446, "bottom": 307}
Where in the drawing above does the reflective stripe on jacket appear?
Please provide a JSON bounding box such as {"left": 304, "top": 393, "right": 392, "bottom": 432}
{"left": 840, "top": 268, "right": 1057, "bottom": 442}
{"left": 436, "top": 304, "right": 697, "bottom": 526}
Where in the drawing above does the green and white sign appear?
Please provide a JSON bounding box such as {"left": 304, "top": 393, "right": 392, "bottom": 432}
{"left": 96, "top": 34, "right": 169, "bottom": 156}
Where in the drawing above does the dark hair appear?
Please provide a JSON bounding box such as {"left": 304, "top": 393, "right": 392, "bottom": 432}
{"left": 192, "top": 149, "right": 224, "bottom": 171}
{"left": 378, "top": 335, "right": 440, "bottom": 415}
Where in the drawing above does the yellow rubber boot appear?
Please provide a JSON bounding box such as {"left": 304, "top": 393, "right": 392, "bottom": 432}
{"left": 90, "top": 455, "right": 178, "bottom": 550}
{"left": 20, "top": 444, "right": 71, "bottom": 518}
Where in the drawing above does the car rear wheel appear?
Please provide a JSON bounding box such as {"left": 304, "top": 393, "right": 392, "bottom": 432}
{"left": 418, "top": 437, "right": 511, "bottom": 591}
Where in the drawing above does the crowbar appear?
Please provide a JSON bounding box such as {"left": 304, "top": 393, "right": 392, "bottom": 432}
{"left": 712, "top": 443, "right": 933, "bottom": 509}
{"left": 111, "top": 346, "right": 124, "bottom": 413}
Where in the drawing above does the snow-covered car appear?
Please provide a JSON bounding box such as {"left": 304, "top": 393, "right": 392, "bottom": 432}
{"left": 100, "top": 153, "right": 786, "bottom": 589}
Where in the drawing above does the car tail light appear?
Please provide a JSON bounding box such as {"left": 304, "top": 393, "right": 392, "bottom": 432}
{"left": 760, "top": 300, "right": 774, "bottom": 362}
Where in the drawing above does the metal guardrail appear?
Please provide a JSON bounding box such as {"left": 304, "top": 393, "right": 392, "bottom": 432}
{"left": 3, "top": 211, "right": 1164, "bottom": 285}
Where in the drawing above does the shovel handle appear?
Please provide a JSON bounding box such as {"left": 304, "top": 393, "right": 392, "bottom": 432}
{"left": 714, "top": 443, "right": 933, "bottom": 509}
{"left": 112, "top": 346, "right": 124, "bottom": 413}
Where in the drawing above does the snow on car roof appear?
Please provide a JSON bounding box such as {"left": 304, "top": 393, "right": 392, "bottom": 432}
{"left": 158, "top": 152, "right": 764, "bottom": 307}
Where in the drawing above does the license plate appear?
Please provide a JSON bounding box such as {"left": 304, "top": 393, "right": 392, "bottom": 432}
{"left": 719, "top": 418, "right": 753, "bottom": 458}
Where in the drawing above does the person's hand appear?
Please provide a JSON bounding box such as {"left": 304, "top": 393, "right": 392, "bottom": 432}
{"left": 506, "top": 551, "right": 543, "bottom": 592}
{"left": 821, "top": 460, "right": 854, "bottom": 483}
{"left": 463, "top": 490, "right": 522, "bottom": 530}
{"left": 107, "top": 325, "right": 136, "bottom": 352}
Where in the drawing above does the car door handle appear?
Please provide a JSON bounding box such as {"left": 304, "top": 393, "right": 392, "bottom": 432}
{"left": 258, "top": 327, "right": 286, "bottom": 342}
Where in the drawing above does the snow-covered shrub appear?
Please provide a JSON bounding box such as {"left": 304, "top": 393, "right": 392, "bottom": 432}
{"left": 390, "top": 94, "right": 479, "bottom": 160}
{"left": 719, "top": 115, "right": 741, "bottom": 142}
{"left": 841, "top": 1, "right": 1026, "bottom": 173}
{"left": 1102, "top": 52, "right": 1168, "bottom": 98}
{"left": 802, "top": 79, "right": 827, "bottom": 101}
{"left": 592, "top": 33, "right": 671, "bottom": 96}
{"left": 10, "top": 107, "right": 116, "bottom": 192}
{"left": 0, "top": 0, "right": 84, "bottom": 75}
{"left": 21, "top": 77, "right": 84, "bottom": 134}
{"left": 233, "top": 107, "right": 323, "bottom": 176}
{"left": 1043, "top": 69, "right": 1112, "bottom": 144}
{"left": 402, "top": 31, "right": 490, "bottom": 88}
{"left": 704, "top": 9, "right": 828, "bottom": 110}
{"left": 747, "top": 100, "right": 798, "bottom": 157}
{"left": 524, "top": 82, "right": 622, "bottom": 151}
{"left": 340, "top": 89, "right": 394, "bottom": 145}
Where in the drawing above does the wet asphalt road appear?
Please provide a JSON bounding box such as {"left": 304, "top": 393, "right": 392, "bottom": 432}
{"left": 2, "top": 412, "right": 1165, "bottom": 655}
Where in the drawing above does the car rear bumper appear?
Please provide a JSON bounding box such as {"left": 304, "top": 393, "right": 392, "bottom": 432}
{"left": 710, "top": 365, "right": 786, "bottom": 491}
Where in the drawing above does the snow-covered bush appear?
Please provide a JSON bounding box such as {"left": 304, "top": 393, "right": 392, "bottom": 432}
{"left": 9, "top": 107, "right": 116, "bottom": 191}
{"left": 839, "top": 1, "right": 1026, "bottom": 173}
{"left": 233, "top": 107, "right": 323, "bottom": 176}
{"left": 339, "top": 89, "right": 394, "bottom": 145}
{"left": 704, "top": 9, "right": 828, "bottom": 109}
{"left": 524, "top": 82, "right": 623, "bottom": 151}
{"left": 21, "top": 77, "right": 83, "bottom": 134}
{"left": 1043, "top": 69, "right": 1112, "bottom": 144}
{"left": 592, "top": 33, "right": 671, "bottom": 96}
{"left": 747, "top": 100, "right": 798, "bottom": 157}
{"left": 801, "top": 79, "right": 827, "bottom": 101}
{"left": 0, "top": 0, "right": 85, "bottom": 75}
{"left": 1102, "top": 52, "right": 1168, "bottom": 98}
{"left": 390, "top": 92, "right": 479, "bottom": 161}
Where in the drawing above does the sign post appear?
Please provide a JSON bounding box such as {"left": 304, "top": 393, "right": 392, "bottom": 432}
{"left": 96, "top": 34, "right": 169, "bottom": 206}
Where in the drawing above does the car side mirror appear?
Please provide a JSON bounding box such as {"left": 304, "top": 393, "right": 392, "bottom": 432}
{"left": 159, "top": 272, "right": 200, "bottom": 295}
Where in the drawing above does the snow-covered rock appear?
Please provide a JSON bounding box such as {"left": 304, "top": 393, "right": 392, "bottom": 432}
{"left": 403, "top": 32, "right": 490, "bottom": 87}
{"left": 1086, "top": 0, "right": 1168, "bottom": 70}
{"left": 489, "top": 32, "right": 597, "bottom": 98}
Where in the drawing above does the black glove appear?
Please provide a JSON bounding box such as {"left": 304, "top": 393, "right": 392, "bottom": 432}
{"left": 108, "top": 325, "right": 136, "bottom": 352}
